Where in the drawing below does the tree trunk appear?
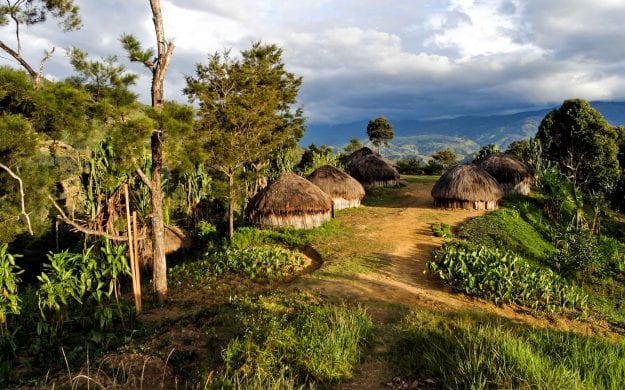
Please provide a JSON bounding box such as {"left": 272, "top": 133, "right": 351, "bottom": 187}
{"left": 148, "top": 0, "right": 174, "bottom": 303}
{"left": 228, "top": 172, "right": 235, "bottom": 241}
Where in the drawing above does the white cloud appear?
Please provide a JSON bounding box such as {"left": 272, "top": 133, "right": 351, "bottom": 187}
{"left": 2, "top": 0, "right": 625, "bottom": 123}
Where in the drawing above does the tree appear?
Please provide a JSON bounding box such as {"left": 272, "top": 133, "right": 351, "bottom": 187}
{"left": 505, "top": 139, "right": 530, "bottom": 161}
{"left": 185, "top": 43, "right": 304, "bottom": 240}
{"left": 120, "top": 0, "right": 175, "bottom": 303}
{"left": 343, "top": 138, "right": 363, "bottom": 155}
{"left": 0, "top": 0, "right": 81, "bottom": 88}
{"left": 473, "top": 143, "right": 500, "bottom": 162}
{"left": 536, "top": 99, "right": 621, "bottom": 195}
{"left": 431, "top": 148, "right": 458, "bottom": 170}
{"left": 366, "top": 116, "right": 393, "bottom": 153}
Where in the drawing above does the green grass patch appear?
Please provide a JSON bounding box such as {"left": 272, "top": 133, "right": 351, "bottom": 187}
{"left": 231, "top": 220, "right": 340, "bottom": 249}
{"left": 203, "top": 292, "right": 372, "bottom": 388}
{"left": 431, "top": 223, "right": 454, "bottom": 238}
{"left": 362, "top": 187, "right": 404, "bottom": 207}
{"left": 400, "top": 175, "right": 440, "bottom": 184}
{"left": 459, "top": 200, "right": 556, "bottom": 262}
{"left": 391, "top": 309, "right": 625, "bottom": 389}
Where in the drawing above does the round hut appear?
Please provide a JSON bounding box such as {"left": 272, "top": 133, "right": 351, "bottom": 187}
{"left": 247, "top": 172, "right": 333, "bottom": 229}
{"left": 431, "top": 164, "right": 504, "bottom": 210}
{"left": 348, "top": 154, "right": 400, "bottom": 188}
{"left": 345, "top": 146, "right": 381, "bottom": 167}
{"left": 307, "top": 165, "right": 365, "bottom": 210}
{"left": 477, "top": 153, "right": 533, "bottom": 195}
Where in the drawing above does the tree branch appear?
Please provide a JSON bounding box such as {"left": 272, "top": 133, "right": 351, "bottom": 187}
{"left": 0, "top": 162, "right": 33, "bottom": 236}
{"left": 47, "top": 194, "right": 130, "bottom": 241}
{"left": 38, "top": 47, "right": 55, "bottom": 80}
{"left": 0, "top": 39, "right": 38, "bottom": 79}
{"left": 134, "top": 163, "right": 153, "bottom": 190}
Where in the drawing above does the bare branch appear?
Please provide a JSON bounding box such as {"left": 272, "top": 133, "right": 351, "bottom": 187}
{"left": 47, "top": 194, "right": 130, "bottom": 241}
{"left": 0, "top": 39, "right": 38, "bottom": 80}
{"left": 134, "top": 163, "right": 153, "bottom": 190}
{"left": 0, "top": 162, "right": 33, "bottom": 235}
{"left": 38, "top": 47, "right": 56, "bottom": 80}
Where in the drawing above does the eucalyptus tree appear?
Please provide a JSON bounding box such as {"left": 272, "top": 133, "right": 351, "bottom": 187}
{"left": 0, "top": 0, "right": 81, "bottom": 88}
{"left": 185, "top": 43, "right": 304, "bottom": 240}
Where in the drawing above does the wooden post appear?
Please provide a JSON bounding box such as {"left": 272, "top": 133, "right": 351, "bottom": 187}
{"left": 132, "top": 211, "right": 142, "bottom": 313}
{"left": 124, "top": 184, "right": 141, "bottom": 313}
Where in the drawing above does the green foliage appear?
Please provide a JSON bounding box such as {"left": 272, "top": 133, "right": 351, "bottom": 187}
{"left": 431, "top": 223, "right": 454, "bottom": 238}
{"left": 428, "top": 241, "right": 587, "bottom": 311}
{"left": 473, "top": 143, "right": 500, "bottom": 162}
{"left": 459, "top": 205, "right": 556, "bottom": 261}
{"left": 431, "top": 147, "right": 458, "bottom": 170}
{"left": 208, "top": 294, "right": 371, "bottom": 387}
{"left": 295, "top": 143, "right": 332, "bottom": 173}
{"left": 537, "top": 99, "right": 621, "bottom": 195}
{"left": 366, "top": 116, "right": 393, "bottom": 151}
{"left": 36, "top": 244, "right": 131, "bottom": 335}
{"left": 392, "top": 309, "right": 625, "bottom": 389}
{"left": 394, "top": 157, "right": 424, "bottom": 175}
{"left": 504, "top": 139, "right": 530, "bottom": 161}
{"left": 0, "top": 0, "right": 81, "bottom": 31}
{"left": 0, "top": 244, "right": 23, "bottom": 329}
{"left": 211, "top": 246, "right": 305, "bottom": 280}
{"left": 342, "top": 138, "right": 364, "bottom": 155}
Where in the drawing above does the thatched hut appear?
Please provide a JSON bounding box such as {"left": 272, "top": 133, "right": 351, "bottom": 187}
{"left": 345, "top": 146, "right": 381, "bottom": 166}
{"left": 307, "top": 165, "right": 365, "bottom": 210}
{"left": 431, "top": 164, "right": 503, "bottom": 210}
{"left": 247, "top": 172, "right": 333, "bottom": 229}
{"left": 477, "top": 153, "right": 533, "bottom": 195}
{"left": 348, "top": 154, "right": 400, "bottom": 188}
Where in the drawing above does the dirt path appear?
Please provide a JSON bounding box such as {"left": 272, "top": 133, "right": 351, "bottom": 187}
{"left": 292, "top": 180, "right": 613, "bottom": 389}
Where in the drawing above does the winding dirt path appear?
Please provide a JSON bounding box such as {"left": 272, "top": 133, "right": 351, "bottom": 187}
{"left": 292, "top": 180, "right": 613, "bottom": 389}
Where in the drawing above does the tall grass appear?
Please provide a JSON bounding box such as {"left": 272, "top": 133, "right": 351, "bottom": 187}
{"left": 391, "top": 309, "right": 625, "bottom": 389}
{"left": 205, "top": 293, "right": 371, "bottom": 388}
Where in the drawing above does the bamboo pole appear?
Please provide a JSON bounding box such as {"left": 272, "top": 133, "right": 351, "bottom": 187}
{"left": 132, "top": 211, "right": 142, "bottom": 313}
{"left": 124, "top": 184, "right": 141, "bottom": 313}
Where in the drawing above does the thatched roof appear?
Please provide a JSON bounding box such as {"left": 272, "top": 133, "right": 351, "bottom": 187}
{"left": 345, "top": 147, "right": 381, "bottom": 166}
{"left": 247, "top": 172, "right": 332, "bottom": 220}
{"left": 307, "top": 165, "right": 365, "bottom": 201}
{"left": 431, "top": 164, "right": 503, "bottom": 202}
{"left": 348, "top": 154, "right": 400, "bottom": 186}
{"left": 477, "top": 153, "right": 533, "bottom": 186}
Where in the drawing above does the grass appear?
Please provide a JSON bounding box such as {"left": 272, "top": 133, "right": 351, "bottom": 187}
{"left": 201, "top": 292, "right": 372, "bottom": 388}
{"left": 459, "top": 196, "right": 556, "bottom": 262}
{"left": 400, "top": 175, "right": 440, "bottom": 184}
{"left": 390, "top": 308, "right": 625, "bottom": 389}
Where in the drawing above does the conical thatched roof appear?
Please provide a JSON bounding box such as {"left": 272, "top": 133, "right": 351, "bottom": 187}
{"left": 345, "top": 147, "right": 381, "bottom": 166}
{"left": 431, "top": 164, "right": 503, "bottom": 210}
{"left": 477, "top": 153, "right": 533, "bottom": 195}
{"left": 348, "top": 154, "right": 400, "bottom": 187}
{"left": 307, "top": 165, "right": 365, "bottom": 209}
{"left": 247, "top": 172, "right": 333, "bottom": 228}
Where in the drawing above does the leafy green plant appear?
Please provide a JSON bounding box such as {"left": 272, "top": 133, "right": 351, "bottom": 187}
{"left": 211, "top": 246, "right": 305, "bottom": 280}
{"left": 431, "top": 223, "right": 454, "bottom": 238}
{"left": 428, "top": 241, "right": 587, "bottom": 311}
{"left": 0, "top": 244, "right": 23, "bottom": 333}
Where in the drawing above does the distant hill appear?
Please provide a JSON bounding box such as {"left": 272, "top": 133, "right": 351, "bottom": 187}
{"left": 302, "top": 101, "right": 625, "bottom": 161}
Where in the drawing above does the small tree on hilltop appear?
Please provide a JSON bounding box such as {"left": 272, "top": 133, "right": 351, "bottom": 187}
{"left": 366, "top": 116, "right": 393, "bottom": 153}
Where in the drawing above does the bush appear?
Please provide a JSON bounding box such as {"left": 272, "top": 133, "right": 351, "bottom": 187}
{"left": 428, "top": 241, "right": 587, "bottom": 311}
{"left": 431, "top": 223, "right": 454, "bottom": 238}
{"left": 395, "top": 158, "right": 424, "bottom": 175}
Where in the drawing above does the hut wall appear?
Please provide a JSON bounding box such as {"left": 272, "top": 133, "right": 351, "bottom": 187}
{"left": 332, "top": 197, "right": 361, "bottom": 210}
{"left": 434, "top": 198, "right": 499, "bottom": 211}
{"left": 251, "top": 211, "right": 332, "bottom": 229}
{"left": 501, "top": 181, "right": 531, "bottom": 196}
{"left": 363, "top": 179, "right": 400, "bottom": 188}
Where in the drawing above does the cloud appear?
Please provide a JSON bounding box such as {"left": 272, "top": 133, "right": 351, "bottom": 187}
{"left": 2, "top": 0, "right": 625, "bottom": 125}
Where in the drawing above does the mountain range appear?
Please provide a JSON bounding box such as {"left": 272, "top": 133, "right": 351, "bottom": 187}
{"left": 301, "top": 101, "right": 625, "bottom": 161}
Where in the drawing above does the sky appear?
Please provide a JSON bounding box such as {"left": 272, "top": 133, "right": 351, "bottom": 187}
{"left": 2, "top": 0, "right": 625, "bottom": 125}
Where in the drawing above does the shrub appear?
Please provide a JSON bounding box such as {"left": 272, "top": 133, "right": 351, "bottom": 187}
{"left": 431, "top": 223, "right": 454, "bottom": 238}
{"left": 428, "top": 241, "right": 587, "bottom": 311}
